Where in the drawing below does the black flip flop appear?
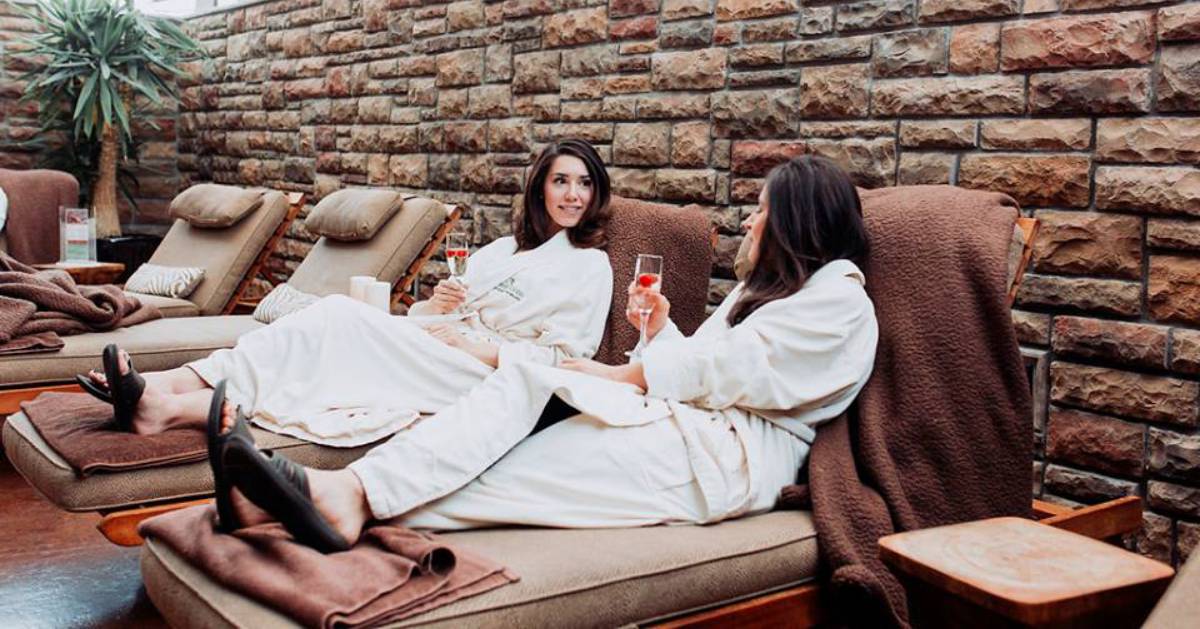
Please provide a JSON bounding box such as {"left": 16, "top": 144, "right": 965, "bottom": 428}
{"left": 74, "top": 373, "right": 112, "bottom": 403}
{"left": 222, "top": 437, "right": 350, "bottom": 553}
{"left": 100, "top": 344, "right": 145, "bottom": 431}
{"left": 206, "top": 381, "right": 256, "bottom": 533}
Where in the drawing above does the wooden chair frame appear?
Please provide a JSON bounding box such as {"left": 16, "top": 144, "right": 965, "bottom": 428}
{"left": 221, "top": 191, "right": 306, "bottom": 314}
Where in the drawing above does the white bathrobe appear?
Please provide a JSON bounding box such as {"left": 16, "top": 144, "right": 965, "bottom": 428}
{"left": 349, "top": 259, "right": 879, "bottom": 529}
{"left": 188, "top": 230, "right": 612, "bottom": 446}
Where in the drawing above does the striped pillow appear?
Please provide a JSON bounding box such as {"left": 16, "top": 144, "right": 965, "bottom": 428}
{"left": 253, "top": 283, "right": 320, "bottom": 324}
{"left": 125, "top": 263, "right": 205, "bottom": 299}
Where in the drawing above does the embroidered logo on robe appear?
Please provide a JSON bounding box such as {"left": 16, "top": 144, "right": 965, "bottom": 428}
{"left": 493, "top": 277, "right": 525, "bottom": 301}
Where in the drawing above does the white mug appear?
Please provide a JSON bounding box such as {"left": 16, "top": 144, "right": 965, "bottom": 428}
{"left": 349, "top": 275, "right": 375, "bottom": 302}
{"left": 366, "top": 280, "right": 392, "bottom": 312}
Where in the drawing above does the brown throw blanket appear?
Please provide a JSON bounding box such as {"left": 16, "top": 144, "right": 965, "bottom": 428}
{"left": 20, "top": 393, "right": 206, "bottom": 475}
{"left": 805, "top": 185, "right": 1033, "bottom": 627}
{"left": 595, "top": 196, "right": 713, "bottom": 364}
{"left": 140, "top": 505, "right": 518, "bottom": 628}
{"left": 0, "top": 252, "right": 161, "bottom": 354}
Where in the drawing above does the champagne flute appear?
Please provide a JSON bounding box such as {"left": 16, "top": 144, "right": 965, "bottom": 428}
{"left": 444, "top": 230, "right": 471, "bottom": 315}
{"left": 626, "top": 254, "right": 664, "bottom": 361}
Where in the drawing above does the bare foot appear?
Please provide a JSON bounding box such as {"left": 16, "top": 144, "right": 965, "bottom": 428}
{"left": 219, "top": 401, "right": 274, "bottom": 529}
{"left": 308, "top": 468, "right": 371, "bottom": 546}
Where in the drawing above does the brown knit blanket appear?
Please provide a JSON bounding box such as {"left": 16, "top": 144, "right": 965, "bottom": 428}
{"left": 21, "top": 393, "right": 206, "bottom": 475}
{"left": 804, "top": 185, "right": 1033, "bottom": 627}
{"left": 0, "top": 252, "right": 161, "bottom": 354}
{"left": 594, "top": 196, "right": 712, "bottom": 364}
{"left": 139, "top": 505, "right": 518, "bottom": 628}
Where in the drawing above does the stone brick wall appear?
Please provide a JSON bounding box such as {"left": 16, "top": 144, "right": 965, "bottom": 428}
{"left": 0, "top": 0, "right": 183, "bottom": 231}
{"left": 176, "top": 0, "right": 1200, "bottom": 565}
{"left": 0, "top": 1, "right": 40, "bottom": 170}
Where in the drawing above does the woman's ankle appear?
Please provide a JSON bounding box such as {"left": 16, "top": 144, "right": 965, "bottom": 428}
{"left": 310, "top": 468, "right": 371, "bottom": 545}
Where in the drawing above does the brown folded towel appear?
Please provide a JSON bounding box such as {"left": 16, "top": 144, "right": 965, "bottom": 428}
{"left": 595, "top": 196, "right": 713, "bottom": 365}
{"left": 801, "top": 185, "right": 1032, "bottom": 628}
{"left": 20, "top": 393, "right": 206, "bottom": 476}
{"left": 139, "top": 505, "right": 518, "bottom": 629}
{"left": 0, "top": 252, "right": 161, "bottom": 355}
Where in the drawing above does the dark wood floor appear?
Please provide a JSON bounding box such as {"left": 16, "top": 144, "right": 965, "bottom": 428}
{"left": 0, "top": 455, "right": 166, "bottom": 628}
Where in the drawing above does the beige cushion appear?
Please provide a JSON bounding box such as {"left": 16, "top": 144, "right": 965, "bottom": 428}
{"left": 2, "top": 412, "right": 371, "bottom": 511}
{"left": 150, "top": 190, "right": 288, "bottom": 315}
{"left": 252, "top": 283, "right": 320, "bottom": 324}
{"left": 289, "top": 196, "right": 451, "bottom": 297}
{"left": 305, "top": 189, "right": 406, "bottom": 241}
{"left": 125, "top": 263, "right": 206, "bottom": 299}
{"left": 170, "top": 184, "right": 265, "bottom": 228}
{"left": 126, "top": 292, "right": 201, "bottom": 318}
{"left": 1145, "top": 547, "right": 1200, "bottom": 628}
{"left": 140, "top": 510, "right": 818, "bottom": 628}
{"left": 0, "top": 315, "right": 263, "bottom": 387}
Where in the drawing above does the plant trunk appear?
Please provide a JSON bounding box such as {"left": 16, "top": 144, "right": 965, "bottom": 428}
{"left": 92, "top": 123, "right": 122, "bottom": 238}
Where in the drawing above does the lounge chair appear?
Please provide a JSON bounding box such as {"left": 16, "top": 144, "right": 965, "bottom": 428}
{"left": 0, "top": 190, "right": 460, "bottom": 417}
{"left": 136, "top": 187, "right": 1152, "bottom": 628}
{"left": 0, "top": 195, "right": 712, "bottom": 531}
{"left": 123, "top": 185, "right": 303, "bottom": 319}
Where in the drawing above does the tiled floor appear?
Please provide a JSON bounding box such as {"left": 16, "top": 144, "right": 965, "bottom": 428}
{"left": 0, "top": 455, "right": 165, "bottom": 628}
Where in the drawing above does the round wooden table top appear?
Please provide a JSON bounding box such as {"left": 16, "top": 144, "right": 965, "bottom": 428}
{"left": 32, "top": 261, "right": 125, "bottom": 285}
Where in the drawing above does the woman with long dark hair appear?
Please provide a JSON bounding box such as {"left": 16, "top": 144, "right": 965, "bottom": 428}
{"left": 81, "top": 139, "right": 614, "bottom": 446}
{"left": 207, "top": 155, "right": 878, "bottom": 551}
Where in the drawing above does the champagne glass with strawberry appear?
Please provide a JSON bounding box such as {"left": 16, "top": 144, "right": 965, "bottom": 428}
{"left": 445, "top": 230, "right": 472, "bottom": 315}
{"left": 627, "top": 254, "right": 664, "bottom": 360}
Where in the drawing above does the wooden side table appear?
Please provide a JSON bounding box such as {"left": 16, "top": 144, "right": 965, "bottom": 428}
{"left": 32, "top": 261, "right": 126, "bottom": 285}
{"left": 880, "top": 517, "right": 1175, "bottom": 628}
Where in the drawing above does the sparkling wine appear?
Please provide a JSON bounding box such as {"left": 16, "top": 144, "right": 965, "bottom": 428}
{"left": 446, "top": 248, "right": 469, "bottom": 277}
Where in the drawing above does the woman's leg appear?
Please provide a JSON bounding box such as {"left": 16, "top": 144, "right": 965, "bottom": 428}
{"left": 86, "top": 349, "right": 214, "bottom": 433}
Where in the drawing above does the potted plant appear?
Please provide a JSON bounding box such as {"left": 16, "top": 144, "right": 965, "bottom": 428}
{"left": 15, "top": 0, "right": 201, "bottom": 238}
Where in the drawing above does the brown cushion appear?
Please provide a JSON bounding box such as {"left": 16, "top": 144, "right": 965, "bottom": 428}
{"left": 170, "top": 184, "right": 265, "bottom": 228}
{"left": 2, "top": 412, "right": 369, "bottom": 511}
{"left": 140, "top": 510, "right": 818, "bottom": 628}
{"left": 150, "top": 191, "right": 289, "bottom": 315}
{"left": 304, "top": 189, "right": 406, "bottom": 242}
{"left": 595, "top": 197, "right": 713, "bottom": 365}
{"left": 289, "top": 196, "right": 451, "bottom": 296}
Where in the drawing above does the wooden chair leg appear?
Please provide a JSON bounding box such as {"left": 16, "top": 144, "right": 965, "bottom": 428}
{"left": 96, "top": 499, "right": 212, "bottom": 546}
{"left": 0, "top": 383, "right": 81, "bottom": 416}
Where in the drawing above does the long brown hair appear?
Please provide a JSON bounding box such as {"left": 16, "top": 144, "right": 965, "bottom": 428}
{"left": 516, "top": 139, "right": 611, "bottom": 251}
{"left": 727, "top": 156, "right": 870, "bottom": 326}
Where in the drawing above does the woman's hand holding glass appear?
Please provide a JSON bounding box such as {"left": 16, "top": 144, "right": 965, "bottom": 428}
{"left": 626, "top": 280, "right": 670, "bottom": 346}
{"left": 426, "top": 279, "right": 468, "bottom": 315}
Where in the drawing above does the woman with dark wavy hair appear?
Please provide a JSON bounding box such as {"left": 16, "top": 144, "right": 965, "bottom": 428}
{"left": 80, "top": 139, "right": 614, "bottom": 448}
{"left": 204, "top": 155, "right": 877, "bottom": 553}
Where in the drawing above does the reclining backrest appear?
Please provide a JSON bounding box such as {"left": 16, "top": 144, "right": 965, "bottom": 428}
{"left": 288, "top": 194, "right": 455, "bottom": 297}
{"left": 594, "top": 196, "right": 713, "bottom": 365}
{"left": 145, "top": 187, "right": 290, "bottom": 316}
{"left": 0, "top": 168, "right": 80, "bottom": 264}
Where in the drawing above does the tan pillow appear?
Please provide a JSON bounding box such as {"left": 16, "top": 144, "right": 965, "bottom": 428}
{"left": 125, "top": 263, "right": 206, "bottom": 298}
{"left": 252, "top": 282, "right": 321, "bottom": 324}
{"left": 305, "top": 189, "right": 406, "bottom": 241}
{"left": 170, "top": 184, "right": 265, "bottom": 228}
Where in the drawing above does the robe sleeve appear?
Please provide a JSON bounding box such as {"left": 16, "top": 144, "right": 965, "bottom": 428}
{"left": 640, "top": 277, "right": 877, "bottom": 413}
{"left": 496, "top": 253, "right": 613, "bottom": 368}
